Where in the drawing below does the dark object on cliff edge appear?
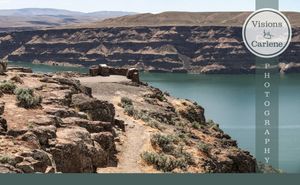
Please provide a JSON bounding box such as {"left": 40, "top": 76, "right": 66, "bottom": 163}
{"left": 0, "top": 60, "right": 7, "bottom": 75}
{"left": 89, "top": 65, "right": 140, "bottom": 83}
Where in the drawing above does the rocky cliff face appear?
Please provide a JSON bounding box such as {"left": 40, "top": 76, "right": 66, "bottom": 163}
{"left": 0, "top": 67, "right": 256, "bottom": 173}
{"left": 0, "top": 69, "right": 120, "bottom": 173}
{"left": 1, "top": 26, "right": 300, "bottom": 74}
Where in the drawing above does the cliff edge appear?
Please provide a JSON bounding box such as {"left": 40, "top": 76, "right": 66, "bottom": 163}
{"left": 0, "top": 66, "right": 256, "bottom": 173}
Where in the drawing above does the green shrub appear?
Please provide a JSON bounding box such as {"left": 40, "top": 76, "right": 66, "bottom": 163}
{"left": 197, "top": 142, "right": 211, "bottom": 155}
{"left": 0, "top": 155, "right": 13, "bottom": 164}
{"left": 150, "top": 134, "right": 178, "bottom": 153}
{"left": 0, "top": 81, "right": 16, "bottom": 94}
{"left": 120, "top": 97, "right": 133, "bottom": 107}
{"left": 175, "top": 131, "right": 190, "bottom": 145}
{"left": 121, "top": 97, "right": 137, "bottom": 116}
{"left": 144, "top": 91, "right": 166, "bottom": 102}
{"left": 124, "top": 105, "right": 135, "bottom": 116}
{"left": 141, "top": 151, "right": 187, "bottom": 172}
{"left": 179, "top": 151, "right": 194, "bottom": 165}
{"left": 171, "top": 145, "right": 195, "bottom": 165}
{"left": 14, "top": 88, "right": 42, "bottom": 108}
{"left": 146, "top": 120, "right": 165, "bottom": 131}
{"left": 192, "top": 121, "right": 202, "bottom": 130}
{"left": 138, "top": 111, "right": 151, "bottom": 122}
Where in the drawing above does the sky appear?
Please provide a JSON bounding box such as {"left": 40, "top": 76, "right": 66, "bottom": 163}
{"left": 0, "top": 0, "right": 299, "bottom": 13}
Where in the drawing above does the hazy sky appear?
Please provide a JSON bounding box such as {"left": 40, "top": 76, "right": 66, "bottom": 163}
{"left": 0, "top": 0, "right": 299, "bottom": 13}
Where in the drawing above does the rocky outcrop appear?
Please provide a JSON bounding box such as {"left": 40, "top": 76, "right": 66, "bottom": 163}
{"left": 48, "top": 127, "right": 108, "bottom": 173}
{"left": 0, "top": 26, "right": 300, "bottom": 74}
{"left": 0, "top": 69, "right": 119, "bottom": 173}
{"left": 71, "top": 93, "right": 115, "bottom": 122}
{"left": 0, "top": 60, "right": 7, "bottom": 75}
{"left": 89, "top": 64, "right": 140, "bottom": 83}
{"left": 1, "top": 67, "right": 257, "bottom": 173}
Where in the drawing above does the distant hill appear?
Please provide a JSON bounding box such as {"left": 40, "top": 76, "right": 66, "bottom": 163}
{"left": 0, "top": 8, "right": 84, "bottom": 16}
{"left": 0, "top": 8, "right": 136, "bottom": 29}
{"left": 78, "top": 11, "right": 300, "bottom": 28}
{"left": 1, "top": 9, "right": 299, "bottom": 31}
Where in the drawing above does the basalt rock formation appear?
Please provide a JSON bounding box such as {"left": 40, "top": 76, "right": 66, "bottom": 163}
{"left": 0, "top": 68, "right": 120, "bottom": 173}
{"left": 0, "top": 66, "right": 257, "bottom": 173}
{"left": 0, "top": 25, "right": 299, "bottom": 74}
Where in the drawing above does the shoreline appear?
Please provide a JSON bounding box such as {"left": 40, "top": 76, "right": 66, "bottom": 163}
{"left": 7, "top": 61, "right": 300, "bottom": 75}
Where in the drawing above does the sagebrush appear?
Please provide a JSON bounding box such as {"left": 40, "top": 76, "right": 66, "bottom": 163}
{"left": 14, "top": 88, "right": 42, "bottom": 108}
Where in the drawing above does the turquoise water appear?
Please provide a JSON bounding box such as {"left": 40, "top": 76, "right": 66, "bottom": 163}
{"left": 8, "top": 61, "right": 89, "bottom": 74}
{"left": 8, "top": 61, "right": 300, "bottom": 173}
{"left": 140, "top": 72, "right": 300, "bottom": 173}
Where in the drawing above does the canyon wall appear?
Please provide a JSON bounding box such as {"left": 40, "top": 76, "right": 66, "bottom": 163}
{"left": 0, "top": 26, "right": 299, "bottom": 73}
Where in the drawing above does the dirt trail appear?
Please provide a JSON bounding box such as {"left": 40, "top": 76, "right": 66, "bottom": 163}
{"left": 79, "top": 77, "right": 151, "bottom": 173}
{"left": 110, "top": 117, "right": 148, "bottom": 173}
{"left": 97, "top": 100, "right": 150, "bottom": 173}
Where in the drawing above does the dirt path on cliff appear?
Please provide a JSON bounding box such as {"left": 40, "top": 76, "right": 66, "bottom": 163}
{"left": 78, "top": 77, "right": 153, "bottom": 173}
{"left": 108, "top": 116, "right": 149, "bottom": 173}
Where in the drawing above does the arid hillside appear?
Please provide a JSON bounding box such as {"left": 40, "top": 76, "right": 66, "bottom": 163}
{"left": 0, "top": 8, "right": 136, "bottom": 31}
{"left": 76, "top": 11, "right": 300, "bottom": 27}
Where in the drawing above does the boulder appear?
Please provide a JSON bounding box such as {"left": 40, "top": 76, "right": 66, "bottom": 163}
{"left": 98, "top": 64, "right": 110, "bottom": 76}
{"left": 114, "top": 119, "right": 125, "bottom": 131}
{"left": 15, "top": 161, "right": 35, "bottom": 173}
{"left": 126, "top": 68, "right": 140, "bottom": 83}
{"left": 0, "top": 164, "right": 23, "bottom": 173}
{"left": 28, "top": 115, "right": 62, "bottom": 127}
{"left": 0, "top": 149, "right": 56, "bottom": 173}
{"left": 45, "top": 107, "right": 87, "bottom": 119}
{"left": 7, "top": 128, "right": 28, "bottom": 137}
{"left": 0, "top": 117, "right": 7, "bottom": 134}
{"left": 0, "top": 60, "right": 7, "bottom": 75}
{"left": 91, "top": 132, "right": 116, "bottom": 153}
{"left": 10, "top": 75, "right": 24, "bottom": 84}
{"left": 28, "top": 149, "right": 57, "bottom": 173}
{"left": 62, "top": 117, "right": 112, "bottom": 133}
{"left": 108, "top": 67, "right": 128, "bottom": 76}
{"left": 49, "top": 127, "right": 108, "bottom": 173}
{"left": 0, "top": 102, "right": 4, "bottom": 115}
{"left": 89, "top": 65, "right": 99, "bottom": 76}
{"left": 71, "top": 94, "right": 115, "bottom": 122}
{"left": 20, "top": 132, "right": 41, "bottom": 148}
{"left": 30, "top": 125, "right": 57, "bottom": 147}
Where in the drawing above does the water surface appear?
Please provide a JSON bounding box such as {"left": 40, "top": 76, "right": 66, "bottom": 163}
{"left": 140, "top": 72, "right": 300, "bottom": 173}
